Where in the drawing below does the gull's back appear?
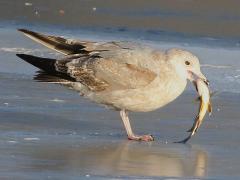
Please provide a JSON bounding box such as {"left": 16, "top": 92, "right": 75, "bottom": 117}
{"left": 17, "top": 29, "right": 187, "bottom": 112}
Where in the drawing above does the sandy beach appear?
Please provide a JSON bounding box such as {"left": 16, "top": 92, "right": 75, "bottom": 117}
{"left": 0, "top": 27, "right": 240, "bottom": 180}
{"left": 1, "top": 1, "right": 240, "bottom": 179}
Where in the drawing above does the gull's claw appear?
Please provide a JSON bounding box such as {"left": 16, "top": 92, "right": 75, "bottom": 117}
{"left": 128, "top": 134, "right": 154, "bottom": 141}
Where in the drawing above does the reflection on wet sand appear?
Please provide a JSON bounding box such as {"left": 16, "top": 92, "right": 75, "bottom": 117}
{"left": 26, "top": 141, "right": 208, "bottom": 177}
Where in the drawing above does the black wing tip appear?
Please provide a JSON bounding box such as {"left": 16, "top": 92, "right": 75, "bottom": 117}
{"left": 16, "top": 53, "right": 30, "bottom": 59}
{"left": 16, "top": 54, "right": 36, "bottom": 62}
{"left": 18, "top": 29, "right": 37, "bottom": 36}
{"left": 18, "top": 28, "right": 29, "bottom": 33}
{"left": 16, "top": 53, "right": 37, "bottom": 66}
{"left": 16, "top": 53, "right": 56, "bottom": 71}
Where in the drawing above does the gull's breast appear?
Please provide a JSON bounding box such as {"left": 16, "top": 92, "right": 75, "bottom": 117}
{"left": 91, "top": 76, "right": 187, "bottom": 112}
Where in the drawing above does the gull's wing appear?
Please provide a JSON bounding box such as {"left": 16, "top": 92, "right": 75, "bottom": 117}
{"left": 67, "top": 56, "right": 157, "bottom": 91}
{"left": 18, "top": 29, "right": 95, "bottom": 55}
{"left": 17, "top": 53, "right": 157, "bottom": 92}
{"left": 18, "top": 29, "right": 161, "bottom": 64}
{"left": 18, "top": 29, "right": 139, "bottom": 55}
{"left": 17, "top": 29, "right": 158, "bottom": 91}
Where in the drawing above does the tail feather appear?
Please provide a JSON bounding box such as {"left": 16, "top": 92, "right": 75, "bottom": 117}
{"left": 34, "top": 71, "right": 73, "bottom": 83}
{"left": 16, "top": 54, "right": 57, "bottom": 73}
{"left": 18, "top": 29, "right": 88, "bottom": 55}
{"left": 16, "top": 54, "right": 75, "bottom": 82}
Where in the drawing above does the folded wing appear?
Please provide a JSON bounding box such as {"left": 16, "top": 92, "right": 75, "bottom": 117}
{"left": 17, "top": 53, "right": 157, "bottom": 92}
{"left": 18, "top": 29, "right": 93, "bottom": 55}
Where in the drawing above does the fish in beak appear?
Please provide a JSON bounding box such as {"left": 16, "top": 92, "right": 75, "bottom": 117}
{"left": 188, "top": 79, "right": 212, "bottom": 131}
{"left": 187, "top": 70, "right": 209, "bottom": 86}
{"left": 175, "top": 78, "right": 212, "bottom": 143}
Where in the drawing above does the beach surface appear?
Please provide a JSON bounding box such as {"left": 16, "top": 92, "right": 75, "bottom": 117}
{"left": 1, "top": 1, "right": 240, "bottom": 179}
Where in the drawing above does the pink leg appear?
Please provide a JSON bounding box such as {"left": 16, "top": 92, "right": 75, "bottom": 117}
{"left": 120, "top": 109, "right": 154, "bottom": 141}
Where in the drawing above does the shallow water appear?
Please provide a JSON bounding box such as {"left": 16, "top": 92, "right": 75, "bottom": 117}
{"left": 1, "top": 71, "right": 240, "bottom": 179}
{"left": 1, "top": 1, "right": 240, "bottom": 179}
{"left": 1, "top": 0, "right": 240, "bottom": 39}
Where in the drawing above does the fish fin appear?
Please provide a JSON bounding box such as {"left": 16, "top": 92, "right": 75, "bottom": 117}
{"left": 208, "top": 102, "right": 212, "bottom": 115}
{"left": 194, "top": 96, "right": 201, "bottom": 102}
{"left": 210, "top": 91, "right": 218, "bottom": 98}
{"left": 174, "top": 134, "right": 192, "bottom": 144}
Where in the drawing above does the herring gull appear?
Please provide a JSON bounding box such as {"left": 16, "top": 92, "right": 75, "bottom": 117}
{"left": 16, "top": 29, "right": 209, "bottom": 142}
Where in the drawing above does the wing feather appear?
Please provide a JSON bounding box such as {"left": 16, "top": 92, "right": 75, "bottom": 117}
{"left": 18, "top": 29, "right": 158, "bottom": 92}
{"left": 50, "top": 54, "right": 157, "bottom": 92}
{"left": 18, "top": 29, "right": 92, "bottom": 55}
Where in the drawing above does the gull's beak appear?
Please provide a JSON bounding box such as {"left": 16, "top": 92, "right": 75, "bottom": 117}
{"left": 188, "top": 71, "right": 209, "bottom": 87}
{"left": 198, "top": 72, "right": 209, "bottom": 86}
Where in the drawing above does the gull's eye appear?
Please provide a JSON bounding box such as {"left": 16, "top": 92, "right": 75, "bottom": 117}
{"left": 185, "top": 61, "right": 190, "bottom": 65}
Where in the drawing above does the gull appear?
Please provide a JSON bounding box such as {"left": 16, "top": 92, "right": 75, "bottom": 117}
{"left": 16, "top": 29, "right": 209, "bottom": 141}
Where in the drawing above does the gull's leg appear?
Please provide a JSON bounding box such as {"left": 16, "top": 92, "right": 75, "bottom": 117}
{"left": 120, "top": 109, "right": 154, "bottom": 141}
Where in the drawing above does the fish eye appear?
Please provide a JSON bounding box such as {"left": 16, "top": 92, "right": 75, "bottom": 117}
{"left": 185, "top": 61, "right": 190, "bottom": 65}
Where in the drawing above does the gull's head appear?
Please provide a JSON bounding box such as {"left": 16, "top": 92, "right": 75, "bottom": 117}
{"left": 167, "top": 48, "right": 209, "bottom": 85}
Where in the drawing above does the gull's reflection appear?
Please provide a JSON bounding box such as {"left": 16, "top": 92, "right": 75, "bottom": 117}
{"left": 29, "top": 141, "right": 208, "bottom": 177}
{"left": 194, "top": 150, "right": 208, "bottom": 177}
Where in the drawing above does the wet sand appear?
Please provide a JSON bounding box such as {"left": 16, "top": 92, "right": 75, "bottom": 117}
{"left": 1, "top": 71, "right": 240, "bottom": 179}
{"left": 0, "top": 27, "right": 240, "bottom": 179}
{"left": 1, "top": 0, "right": 240, "bottom": 38}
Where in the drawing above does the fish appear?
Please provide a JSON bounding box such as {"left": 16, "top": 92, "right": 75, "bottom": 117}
{"left": 175, "top": 79, "right": 212, "bottom": 143}
{"left": 195, "top": 90, "right": 218, "bottom": 102}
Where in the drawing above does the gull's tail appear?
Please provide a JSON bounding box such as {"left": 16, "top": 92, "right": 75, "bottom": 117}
{"left": 16, "top": 54, "right": 75, "bottom": 82}
{"left": 16, "top": 54, "right": 57, "bottom": 73}
{"left": 18, "top": 29, "right": 88, "bottom": 55}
